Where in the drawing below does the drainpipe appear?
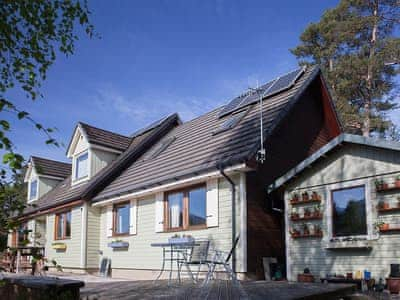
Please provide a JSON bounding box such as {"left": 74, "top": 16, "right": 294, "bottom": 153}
{"left": 218, "top": 166, "right": 237, "bottom": 273}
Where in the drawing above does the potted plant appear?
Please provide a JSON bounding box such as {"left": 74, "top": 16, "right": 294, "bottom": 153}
{"left": 302, "top": 192, "right": 309, "bottom": 202}
{"left": 291, "top": 193, "right": 300, "bottom": 203}
{"left": 303, "top": 224, "right": 310, "bottom": 236}
{"left": 290, "top": 228, "right": 300, "bottom": 238}
{"left": 298, "top": 268, "right": 315, "bottom": 283}
{"left": 378, "top": 200, "right": 390, "bottom": 210}
{"left": 314, "top": 224, "right": 322, "bottom": 236}
{"left": 168, "top": 234, "right": 195, "bottom": 244}
{"left": 387, "top": 277, "right": 400, "bottom": 294}
{"left": 108, "top": 239, "right": 129, "bottom": 249}
{"left": 51, "top": 242, "right": 67, "bottom": 250}
{"left": 395, "top": 175, "right": 400, "bottom": 188}
{"left": 313, "top": 205, "right": 322, "bottom": 218}
{"left": 375, "top": 179, "right": 388, "bottom": 191}
{"left": 291, "top": 209, "right": 299, "bottom": 220}
{"left": 311, "top": 191, "right": 321, "bottom": 201}
{"left": 397, "top": 197, "right": 400, "bottom": 208}
{"left": 304, "top": 207, "right": 312, "bottom": 218}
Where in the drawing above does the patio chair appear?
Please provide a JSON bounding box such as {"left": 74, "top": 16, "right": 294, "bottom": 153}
{"left": 203, "top": 236, "right": 240, "bottom": 286}
{"left": 178, "top": 239, "right": 210, "bottom": 281}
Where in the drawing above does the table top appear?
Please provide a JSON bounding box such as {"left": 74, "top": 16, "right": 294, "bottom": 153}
{"left": 151, "top": 242, "right": 198, "bottom": 247}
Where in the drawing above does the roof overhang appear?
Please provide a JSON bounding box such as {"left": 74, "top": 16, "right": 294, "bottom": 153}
{"left": 92, "top": 163, "right": 249, "bottom": 207}
{"left": 268, "top": 133, "right": 400, "bottom": 193}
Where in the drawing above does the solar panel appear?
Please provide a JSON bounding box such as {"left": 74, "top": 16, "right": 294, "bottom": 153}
{"left": 218, "top": 67, "right": 306, "bottom": 118}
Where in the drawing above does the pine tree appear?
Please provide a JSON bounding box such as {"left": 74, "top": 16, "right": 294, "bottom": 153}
{"left": 291, "top": 0, "right": 400, "bottom": 137}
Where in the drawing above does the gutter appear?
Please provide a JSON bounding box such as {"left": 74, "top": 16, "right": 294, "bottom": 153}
{"left": 218, "top": 164, "right": 237, "bottom": 273}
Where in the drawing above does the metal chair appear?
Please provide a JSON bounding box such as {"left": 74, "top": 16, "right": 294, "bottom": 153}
{"left": 203, "top": 236, "right": 240, "bottom": 286}
{"left": 178, "top": 239, "right": 210, "bottom": 281}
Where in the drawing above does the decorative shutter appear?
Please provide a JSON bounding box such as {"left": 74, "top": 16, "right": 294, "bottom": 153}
{"left": 130, "top": 199, "right": 137, "bottom": 235}
{"left": 155, "top": 192, "right": 164, "bottom": 232}
{"left": 106, "top": 205, "right": 113, "bottom": 237}
{"left": 206, "top": 178, "right": 219, "bottom": 228}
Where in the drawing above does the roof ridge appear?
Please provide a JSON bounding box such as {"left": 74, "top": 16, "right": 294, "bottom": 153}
{"left": 31, "top": 156, "right": 71, "bottom": 166}
{"left": 78, "top": 121, "right": 131, "bottom": 139}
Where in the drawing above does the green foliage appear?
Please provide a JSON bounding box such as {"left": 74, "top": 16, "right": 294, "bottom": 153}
{"left": 0, "top": 0, "right": 95, "bottom": 232}
{"left": 292, "top": 0, "right": 400, "bottom": 137}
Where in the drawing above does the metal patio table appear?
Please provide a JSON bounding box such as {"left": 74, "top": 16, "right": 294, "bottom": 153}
{"left": 151, "top": 241, "right": 198, "bottom": 285}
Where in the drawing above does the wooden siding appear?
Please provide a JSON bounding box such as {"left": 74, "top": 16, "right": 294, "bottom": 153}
{"left": 39, "top": 177, "right": 61, "bottom": 198}
{"left": 285, "top": 144, "right": 400, "bottom": 281}
{"left": 97, "top": 176, "right": 245, "bottom": 273}
{"left": 246, "top": 79, "right": 341, "bottom": 279}
{"left": 90, "top": 149, "right": 117, "bottom": 178}
{"left": 86, "top": 206, "right": 101, "bottom": 269}
{"left": 45, "top": 206, "right": 83, "bottom": 268}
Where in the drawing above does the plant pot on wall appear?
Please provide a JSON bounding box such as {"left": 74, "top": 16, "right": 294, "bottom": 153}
{"left": 386, "top": 277, "right": 400, "bottom": 294}
{"left": 298, "top": 273, "right": 315, "bottom": 283}
{"left": 108, "top": 241, "right": 129, "bottom": 249}
{"left": 51, "top": 242, "right": 67, "bottom": 250}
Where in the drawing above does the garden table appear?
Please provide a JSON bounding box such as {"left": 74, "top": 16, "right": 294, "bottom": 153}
{"left": 151, "top": 242, "right": 198, "bottom": 285}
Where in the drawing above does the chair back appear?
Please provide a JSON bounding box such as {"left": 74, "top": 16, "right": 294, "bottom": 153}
{"left": 225, "top": 236, "right": 240, "bottom": 263}
{"left": 189, "top": 240, "right": 210, "bottom": 263}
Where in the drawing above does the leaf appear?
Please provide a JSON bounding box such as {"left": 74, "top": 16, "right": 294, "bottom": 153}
{"left": 17, "top": 111, "right": 29, "bottom": 119}
{"left": 0, "top": 120, "right": 10, "bottom": 131}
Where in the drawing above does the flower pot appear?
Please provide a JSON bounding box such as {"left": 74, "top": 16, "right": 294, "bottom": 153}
{"left": 52, "top": 243, "right": 67, "bottom": 250}
{"left": 380, "top": 224, "right": 389, "bottom": 231}
{"left": 302, "top": 193, "right": 309, "bottom": 202}
{"left": 395, "top": 180, "right": 400, "bottom": 188}
{"left": 108, "top": 241, "right": 129, "bottom": 249}
{"left": 311, "top": 193, "right": 321, "bottom": 201}
{"left": 298, "top": 273, "right": 314, "bottom": 283}
{"left": 386, "top": 277, "right": 400, "bottom": 294}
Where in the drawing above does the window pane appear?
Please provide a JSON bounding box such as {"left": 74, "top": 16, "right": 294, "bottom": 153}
{"left": 168, "top": 192, "right": 183, "bottom": 228}
{"left": 30, "top": 180, "right": 37, "bottom": 200}
{"left": 116, "top": 204, "right": 130, "bottom": 234}
{"left": 57, "top": 214, "right": 64, "bottom": 239}
{"left": 75, "top": 152, "right": 88, "bottom": 180}
{"left": 332, "top": 186, "right": 367, "bottom": 237}
{"left": 65, "top": 212, "right": 71, "bottom": 237}
{"left": 189, "top": 187, "right": 206, "bottom": 226}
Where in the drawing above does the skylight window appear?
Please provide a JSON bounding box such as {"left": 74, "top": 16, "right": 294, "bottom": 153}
{"left": 213, "top": 109, "right": 248, "bottom": 135}
{"left": 151, "top": 136, "right": 176, "bottom": 159}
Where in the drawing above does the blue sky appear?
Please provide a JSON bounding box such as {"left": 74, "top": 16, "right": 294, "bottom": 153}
{"left": 5, "top": 0, "right": 399, "bottom": 164}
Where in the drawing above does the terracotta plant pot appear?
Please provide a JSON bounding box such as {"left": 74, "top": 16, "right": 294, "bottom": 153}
{"left": 395, "top": 180, "right": 400, "bottom": 188}
{"left": 311, "top": 193, "right": 321, "bottom": 201}
{"left": 298, "top": 273, "right": 315, "bottom": 283}
{"left": 302, "top": 193, "right": 309, "bottom": 202}
{"left": 379, "top": 202, "right": 390, "bottom": 210}
{"left": 380, "top": 223, "right": 389, "bottom": 231}
{"left": 386, "top": 277, "right": 400, "bottom": 294}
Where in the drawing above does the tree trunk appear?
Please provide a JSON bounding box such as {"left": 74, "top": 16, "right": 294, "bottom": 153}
{"left": 363, "top": 0, "right": 379, "bottom": 137}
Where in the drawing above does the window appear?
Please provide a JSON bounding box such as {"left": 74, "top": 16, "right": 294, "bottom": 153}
{"left": 213, "top": 108, "right": 248, "bottom": 135}
{"left": 113, "top": 202, "right": 130, "bottom": 235}
{"left": 75, "top": 152, "right": 88, "bottom": 180}
{"left": 165, "top": 185, "right": 206, "bottom": 231}
{"left": 55, "top": 211, "right": 71, "bottom": 240}
{"left": 30, "top": 180, "right": 38, "bottom": 200}
{"left": 332, "top": 186, "right": 367, "bottom": 237}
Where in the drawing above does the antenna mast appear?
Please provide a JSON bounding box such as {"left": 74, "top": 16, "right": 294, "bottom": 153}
{"left": 249, "top": 81, "right": 266, "bottom": 164}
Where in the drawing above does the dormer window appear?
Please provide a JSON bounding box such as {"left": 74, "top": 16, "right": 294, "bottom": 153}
{"left": 75, "top": 152, "right": 89, "bottom": 181}
{"left": 29, "top": 179, "right": 38, "bottom": 201}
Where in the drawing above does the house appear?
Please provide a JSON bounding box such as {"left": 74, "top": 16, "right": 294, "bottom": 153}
{"left": 270, "top": 134, "right": 400, "bottom": 281}
{"left": 10, "top": 65, "right": 341, "bottom": 279}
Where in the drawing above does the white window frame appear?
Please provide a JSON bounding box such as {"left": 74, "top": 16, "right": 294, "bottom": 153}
{"left": 72, "top": 150, "right": 90, "bottom": 185}
{"left": 28, "top": 178, "right": 39, "bottom": 202}
{"left": 326, "top": 178, "right": 373, "bottom": 241}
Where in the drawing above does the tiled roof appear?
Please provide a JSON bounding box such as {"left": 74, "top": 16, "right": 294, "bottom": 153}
{"left": 31, "top": 156, "right": 71, "bottom": 179}
{"left": 79, "top": 122, "right": 132, "bottom": 151}
{"left": 22, "top": 115, "right": 180, "bottom": 216}
{"left": 93, "top": 66, "right": 321, "bottom": 202}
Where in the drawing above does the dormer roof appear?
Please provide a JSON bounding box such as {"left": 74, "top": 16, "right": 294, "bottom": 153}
{"left": 25, "top": 156, "right": 71, "bottom": 182}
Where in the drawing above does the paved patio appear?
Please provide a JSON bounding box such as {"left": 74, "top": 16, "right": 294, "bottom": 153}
{"left": 79, "top": 279, "right": 358, "bottom": 300}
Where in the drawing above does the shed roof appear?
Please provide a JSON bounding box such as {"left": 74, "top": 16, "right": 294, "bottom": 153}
{"left": 268, "top": 133, "right": 400, "bottom": 192}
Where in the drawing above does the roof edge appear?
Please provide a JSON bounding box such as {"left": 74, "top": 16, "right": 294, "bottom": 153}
{"left": 268, "top": 133, "right": 400, "bottom": 192}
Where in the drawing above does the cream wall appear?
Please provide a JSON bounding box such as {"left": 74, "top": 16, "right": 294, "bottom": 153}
{"left": 96, "top": 175, "right": 245, "bottom": 276}
{"left": 285, "top": 144, "right": 400, "bottom": 281}
{"left": 45, "top": 206, "right": 83, "bottom": 268}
